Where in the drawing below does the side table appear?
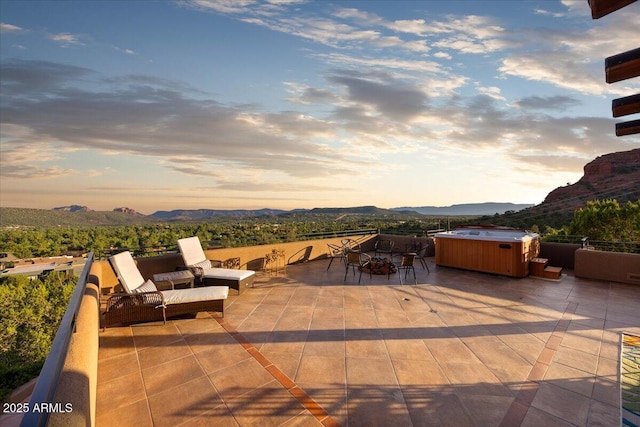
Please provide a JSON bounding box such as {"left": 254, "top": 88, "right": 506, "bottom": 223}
{"left": 153, "top": 270, "right": 195, "bottom": 290}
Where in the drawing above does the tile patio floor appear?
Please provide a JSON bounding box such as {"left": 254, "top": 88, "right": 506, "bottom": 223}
{"left": 97, "top": 257, "right": 640, "bottom": 426}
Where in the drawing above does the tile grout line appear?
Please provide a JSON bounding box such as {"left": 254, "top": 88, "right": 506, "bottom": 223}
{"left": 216, "top": 317, "right": 342, "bottom": 427}
{"left": 498, "top": 301, "right": 579, "bottom": 427}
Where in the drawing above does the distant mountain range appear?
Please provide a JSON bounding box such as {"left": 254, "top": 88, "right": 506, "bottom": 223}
{"left": 150, "top": 208, "right": 291, "bottom": 220}
{"left": 3, "top": 148, "right": 637, "bottom": 227}
{"left": 45, "top": 203, "right": 530, "bottom": 220}
{"left": 143, "top": 203, "right": 530, "bottom": 219}
{"left": 391, "top": 203, "right": 533, "bottom": 216}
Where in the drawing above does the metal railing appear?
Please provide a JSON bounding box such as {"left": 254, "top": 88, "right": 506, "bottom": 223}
{"left": 21, "top": 253, "right": 94, "bottom": 427}
{"left": 379, "top": 228, "right": 446, "bottom": 237}
{"left": 541, "top": 235, "right": 640, "bottom": 253}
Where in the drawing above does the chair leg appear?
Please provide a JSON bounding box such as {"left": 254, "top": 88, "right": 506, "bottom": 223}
{"left": 327, "top": 257, "right": 334, "bottom": 270}
{"left": 411, "top": 266, "right": 416, "bottom": 285}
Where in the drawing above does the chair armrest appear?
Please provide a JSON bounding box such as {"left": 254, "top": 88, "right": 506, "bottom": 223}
{"left": 106, "top": 291, "right": 165, "bottom": 311}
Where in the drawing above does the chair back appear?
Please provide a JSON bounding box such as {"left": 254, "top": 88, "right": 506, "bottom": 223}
{"left": 177, "top": 236, "right": 207, "bottom": 266}
{"left": 376, "top": 239, "right": 394, "bottom": 251}
{"left": 400, "top": 253, "right": 415, "bottom": 267}
{"left": 341, "top": 239, "right": 362, "bottom": 252}
{"left": 346, "top": 251, "right": 362, "bottom": 265}
{"left": 327, "top": 244, "right": 343, "bottom": 257}
{"left": 109, "top": 251, "right": 145, "bottom": 293}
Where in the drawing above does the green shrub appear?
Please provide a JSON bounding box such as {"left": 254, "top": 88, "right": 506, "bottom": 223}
{"left": 0, "top": 272, "right": 76, "bottom": 402}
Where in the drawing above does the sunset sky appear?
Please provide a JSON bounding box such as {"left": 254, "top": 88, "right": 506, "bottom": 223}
{"left": 1, "top": 0, "right": 639, "bottom": 214}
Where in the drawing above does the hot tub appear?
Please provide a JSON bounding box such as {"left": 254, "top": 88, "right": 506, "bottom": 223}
{"left": 434, "top": 227, "right": 540, "bottom": 277}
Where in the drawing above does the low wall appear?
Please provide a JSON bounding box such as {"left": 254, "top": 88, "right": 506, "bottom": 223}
{"left": 101, "top": 234, "right": 379, "bottom": 291}
{"left": 48, "top": 279, "right": 100, "bottom": 427}
{"left": 539, "top": 242, "right": 581, "bottom": 269}
{"left": 575, "top": 249, "right": 640, "bottom": 285}
{"left": 377, "top": 234, "right": 435, "bottom": 256}
{"left": 6, "top": 261, "right": 102, "bottom": 427}
{"left": 203, "top": 234, "right": 378, "bottom": 271}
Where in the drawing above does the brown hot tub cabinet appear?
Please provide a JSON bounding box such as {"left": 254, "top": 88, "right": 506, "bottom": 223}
{"left": 435, "top": 228, "right": 540, "bottom": 278}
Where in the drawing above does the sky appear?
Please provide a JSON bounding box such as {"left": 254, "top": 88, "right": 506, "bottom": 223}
{"left": 1, "top": 0, "right": 639, "bottom": 215}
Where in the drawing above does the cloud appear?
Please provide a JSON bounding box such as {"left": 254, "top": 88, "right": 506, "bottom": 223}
{"left": 327, "top": 72, "right": 429, "bottom": 121}
{"left": 0, "top": 132, "right": 76, "bottom": 179}
{"left": 0, "top": 22, "right": 23, "bottom": 33}
{"left": 0, "top": 59, "right": 359, "bottom": 182}
{"left": 47, "top": 32, "right": 85, "bottom": 46}
{"left": 499, "top": 53, "right": 611, "bottom": 96}
{"left": 476, "top": 86, "right": 505, "bottom": 101}
{"left": 514, "top": 96, "right": 580, "bottom": 111}
{"left": 313, "top": 52, "right": 443, "bottom": 75}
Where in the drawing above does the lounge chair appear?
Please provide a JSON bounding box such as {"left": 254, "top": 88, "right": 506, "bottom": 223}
{"left": 104, "top": 251, "right": 228, "bottom": 328}
{"left": 177, "top": 236, "right": 255, "bottom": 294}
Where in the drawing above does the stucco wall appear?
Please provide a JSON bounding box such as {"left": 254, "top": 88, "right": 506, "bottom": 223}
{"left": 48, "top": 282, "right": 99, "bottom": 427}
{"left": 539, "top": 242, "right": 582, "bottom": 269}
{"left": 575, "top": 248, "right": 640, "bottom": 285}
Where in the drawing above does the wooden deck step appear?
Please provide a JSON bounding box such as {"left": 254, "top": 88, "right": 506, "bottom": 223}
{"left": 542, "top": 266, "right": 563, "bottom": 280}
{"left": 530, "top": 258, "right": 548, "bottom": 277}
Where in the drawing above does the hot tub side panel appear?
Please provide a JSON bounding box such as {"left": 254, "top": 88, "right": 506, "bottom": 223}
{"left": 435, "top": 237, "right": 538, "bottom": 277}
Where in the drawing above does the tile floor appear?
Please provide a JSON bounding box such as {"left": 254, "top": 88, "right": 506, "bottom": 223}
{"left": 97, "top": 257, "right": 640, "bottom": 426}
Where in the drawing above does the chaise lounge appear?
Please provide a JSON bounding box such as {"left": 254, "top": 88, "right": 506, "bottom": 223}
{"left": 177, "top": 236, "right": 256, "bottom": 294}
{"left": 103, "top": 251, "right": 229, "bottom": 328}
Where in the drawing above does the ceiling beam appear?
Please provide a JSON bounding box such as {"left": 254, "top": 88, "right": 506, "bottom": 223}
{"left": 589, "top": 0, "right": 638, "bottom": 19}
{"left": 606, "top": 47, "right": 640, "bottom": 83}
{"left": 615, "top": 119, "right": 640, "bottom": 136}
{"left": 612, "top": 93, "right": 640, "bottom": 117}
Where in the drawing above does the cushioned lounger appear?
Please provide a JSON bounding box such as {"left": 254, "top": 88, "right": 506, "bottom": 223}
{"left": 177, "top": 236, "right": 256, "bottom": 294}
{"left": 104, "top": 251, "right": 229, "bottom": 328}
{"left": 201, "top": 268, "right": 255, "bottom": 290}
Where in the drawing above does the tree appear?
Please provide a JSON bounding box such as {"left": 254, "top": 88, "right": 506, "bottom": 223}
{"left": 567, "top": 199, "right": 640, "bottom": 242}
{"left": 0, "top": 272, "right": 76, "bottom": 401}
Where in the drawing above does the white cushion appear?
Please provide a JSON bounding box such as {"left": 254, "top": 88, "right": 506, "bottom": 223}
{"left": 109, "top": 251, "right": 145, "bottom": 294}
{"left": 202, "top": 268, "right": 255, "bottom": 281}
{"left": 161, "top": 286, "right": 229, "bottom": 305}
{"left": 135, "top": 279, "right": 158, "bottom": 294}
{"left": 177, "top": 236, "right": 207, "bottom": 266}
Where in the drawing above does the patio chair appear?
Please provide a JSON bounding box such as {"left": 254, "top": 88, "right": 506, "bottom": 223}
{"left": 177, "top": 236, "right": 255, "bottom": 294}
{"left": 375, "top": 239, "right": 394, "bottom": 257}
{"left": 415, "top": 243, "right": 431, "bottom": 272}
{"left": 397, "top": 253, "right": 417, "bottom": 285}
{"left": 340, "top": 238, "right": 362, "bottom": 253}
{"left": 104, "top": 251, "right": 229, "bottom": 328}
{"left": 326, "top": 243, "right": 347, "bottom": 270}
{"left": 344, "top": 250, "right": 372, "bottom": 284}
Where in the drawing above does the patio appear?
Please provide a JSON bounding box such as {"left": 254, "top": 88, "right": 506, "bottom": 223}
{"left": 96, "top": 256, "right": 640, "bottom": 426}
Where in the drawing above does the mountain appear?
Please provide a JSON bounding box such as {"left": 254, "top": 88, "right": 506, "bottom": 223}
{"left": 113, "top": 207, "right": 145, "bottom": 217}
{"left": 0, "top": 207, "right": 155, "bottom": 227}
{"left": 52, "top": 205, "right": 93, "bottom": 212}
{"left": 392, "top": 202, "right": 533, "bottom": 216}
{"left": 308, "top": 206, "right": 404, "bottom": 215}
{"left": 475, "top": 148, "right": 640, "bottom": 229}
{"left": 539, "top": 148, "right": 640, "bottom": 210}
{"left": 149, "top": 208, "right": 289, "bottom": 220}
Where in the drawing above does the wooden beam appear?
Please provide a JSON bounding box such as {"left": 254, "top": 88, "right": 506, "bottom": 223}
{"left": 612, "top": 93, "right": 640, "bottom": 117}
{"left": 606, "top": 47, "right": 640, "bottom": 83}
{"left": 589, "top": 0, "right": 638, "bottom": 19}
{"left": 615, "top": 119, "right": 640, "bottom": 136}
